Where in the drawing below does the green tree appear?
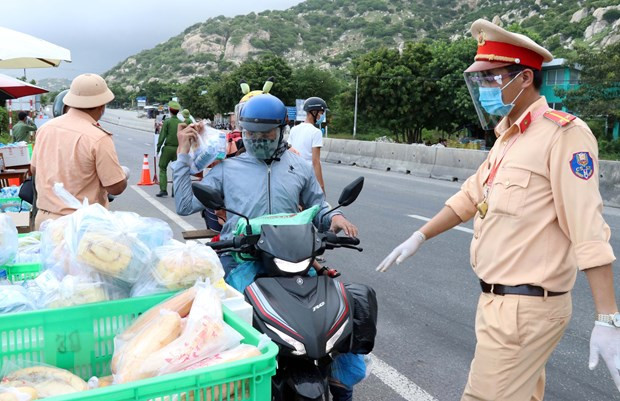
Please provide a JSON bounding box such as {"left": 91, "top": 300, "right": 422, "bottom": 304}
{"left": 290, "top": 65, "right": 343, "bottom": 106}
{"left": 556, "top": 42, "right": 620, "bottom": 140}
{"left": 176, "top": 76, "right": 218, "bottom": 119}
{"left": 208, "top": 54, "right": 294, "bottom": 113}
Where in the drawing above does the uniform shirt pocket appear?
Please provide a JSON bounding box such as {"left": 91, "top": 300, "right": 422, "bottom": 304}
{"left": 490, "top": 167, "right": 532, "bottom": 217}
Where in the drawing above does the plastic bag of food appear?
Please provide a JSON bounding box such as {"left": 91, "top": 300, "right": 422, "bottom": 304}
{"left": 0, "top": 214, "right": 18, "bottom": 266}
{"left": 190, "top": 123, "right": 226, "bottom": 171}
{"left": 0, "top": 386, "right": 37, "bottom": 401}
{"left": 40, "top": 215, "right": 72, "bottom": 270}
{"left": 131, "top": 240, "right": 224, "bottom": 297}
{"left": 14, "top": 232, "right": 42, "bottom": 265}
{"left": 67, "top": 204, "right": 151, "bottom": 284}
{"left": 24, "top": 270, "right": 108, "bottom": 309}
{"left": 113, "top": 212, "right": 173, "bottom": 249}
{"left": 112, "top": 309, "right": 183, "bottom": 383}
{"left": 140, "top": 281, "right": 242, "bottom": 376}
{"left": 0, "top": 360, "right": 88, "bottom": 399}
{"left": 0, "top": 285, "right": 36, "bottom": 314}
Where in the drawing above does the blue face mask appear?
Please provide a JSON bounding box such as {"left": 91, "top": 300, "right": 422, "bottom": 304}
{"left": 478, "top": 72, "right": 524, "bottom": 116}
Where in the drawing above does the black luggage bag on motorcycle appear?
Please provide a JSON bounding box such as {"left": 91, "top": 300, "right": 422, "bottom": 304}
{"left": 344, "top": 283, "right": 378, "bottom": 354}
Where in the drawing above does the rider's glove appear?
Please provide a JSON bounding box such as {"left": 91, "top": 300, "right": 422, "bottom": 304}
{"left": 376, "top": 231, "right": 425, "bottom": 272}
{"left": 589, "top": 323, "right": 620, "bottom": 392}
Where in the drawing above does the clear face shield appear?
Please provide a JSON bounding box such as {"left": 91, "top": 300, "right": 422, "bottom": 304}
{"left": 463, "top": 70, "right": 524, "bottom": 130}
{"left": 233, "top": 103, "right": 244, "bottom": 131}
{"left": 242, "top": 127, "right": 282, "bottom": 160}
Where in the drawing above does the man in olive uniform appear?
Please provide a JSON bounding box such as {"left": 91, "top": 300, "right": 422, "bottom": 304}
{"left": 377, "top": 20, "right": 619, "bottom": 399}
{"left": 13, "top": 111, "right": 37, "bottom": 142}
{"left": 156, "top": 100, "right": 183, "bottom": 197}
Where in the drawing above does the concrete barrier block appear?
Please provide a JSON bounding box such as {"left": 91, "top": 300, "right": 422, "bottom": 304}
{"left": 599, "top": 160, "right": 620, "bottom": 208}
{"left": 371, "top": 143, "right": 435, "bottom": 178}
{"left": 326, "top": 139, "right": 348, "bottom": 164}
{"left": 320, "top": 138, "right": 332, "bottom": 162}
{"left": 338, "top": 140, "right": 376, "bottom": 168}
{"left": 431, "top": 148, "right": 488, "bottom": 182}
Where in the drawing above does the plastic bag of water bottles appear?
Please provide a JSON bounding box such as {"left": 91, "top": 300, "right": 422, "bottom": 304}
{"left": 190, "top": 122, "right": 226, "bottom": 171}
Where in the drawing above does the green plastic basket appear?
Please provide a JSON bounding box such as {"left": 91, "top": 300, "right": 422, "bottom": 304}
{"left": 5, "top": 261, "right": 40, "bottom": 281}
{"left": 0, "top": 293, "right": 278, "bottom": 401}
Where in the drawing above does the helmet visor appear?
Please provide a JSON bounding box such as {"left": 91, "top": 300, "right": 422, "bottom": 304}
{"left": 463, "top": 70, "right": 521, "bottom": 130}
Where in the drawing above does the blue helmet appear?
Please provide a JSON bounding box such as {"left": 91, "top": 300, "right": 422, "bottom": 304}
{"left": 239, "top": 94, "right": 287, "bottom": 132}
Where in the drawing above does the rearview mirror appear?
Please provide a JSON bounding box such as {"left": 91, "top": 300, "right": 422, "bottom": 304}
{"left": 192, "top": 183, "right": 225, "bottom": 210}
{"left": 337, "top": 176, "right": 364, "bottom": 207}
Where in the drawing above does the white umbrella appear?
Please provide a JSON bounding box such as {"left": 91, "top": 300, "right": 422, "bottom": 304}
{"left": 0, "top": 26, "right": 71, "bottom": 68}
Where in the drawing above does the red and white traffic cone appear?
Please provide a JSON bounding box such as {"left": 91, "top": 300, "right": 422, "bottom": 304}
{"left": 137, "top": 154, "right": 154, "bottom": 186}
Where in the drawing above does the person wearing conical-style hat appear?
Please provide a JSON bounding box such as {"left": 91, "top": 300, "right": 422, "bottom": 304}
{"left": 378, "top": 19, "right": 619, "bottom": 399}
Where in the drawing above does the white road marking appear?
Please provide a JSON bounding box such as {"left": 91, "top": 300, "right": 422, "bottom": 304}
{"left": 130, "top": 185, "right": 195, "bottom": 231}
{"left": 371, "top": 356, "right": 438, "bottom": 401}
{"left": 132, "top": 184, "right": 438, "bottom": 400}
{"left": 408, "top": 214, "right": 474, "bottom": 234}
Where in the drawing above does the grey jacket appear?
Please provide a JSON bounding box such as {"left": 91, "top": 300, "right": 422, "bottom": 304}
{"left": 172, "top": 151, "right": 341, "bottom": 240}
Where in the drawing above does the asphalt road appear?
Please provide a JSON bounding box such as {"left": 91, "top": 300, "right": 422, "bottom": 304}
{"left": 104, "top": 121, "right": 620, "bottom": 401}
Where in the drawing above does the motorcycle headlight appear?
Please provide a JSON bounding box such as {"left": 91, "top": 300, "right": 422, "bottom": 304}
{"left": 273, "top": 258, "right": 311, "bottom": 274}
{"left": 266, "top": 323, "right": 306, "bottom": 356}
{"left": 326, "top": 317, "right": 349, "bottom": 354}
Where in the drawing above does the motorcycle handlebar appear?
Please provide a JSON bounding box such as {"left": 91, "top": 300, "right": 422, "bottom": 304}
{"left": 206, "top": 239, "right": 236, "bottom": 250}
{"left": 323, "top": 232, "right": 360, "bottom": 246}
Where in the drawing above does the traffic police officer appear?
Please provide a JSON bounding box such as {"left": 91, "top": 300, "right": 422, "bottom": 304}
{"left": 156, "top": 100, "right": 183, "bottom": 197}
{"left": 377, "top": 19, "right": 619, "bottom": 400}
{"left": 31, "top": 73, "right": 129, "bottom": 229}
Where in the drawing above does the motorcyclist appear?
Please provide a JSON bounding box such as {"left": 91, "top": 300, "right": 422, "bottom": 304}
{"left": 172, "top": 92, "right": 359, "bottom": 401}
{"left": 172, "top": 93, "right": 357, "bottom": 269}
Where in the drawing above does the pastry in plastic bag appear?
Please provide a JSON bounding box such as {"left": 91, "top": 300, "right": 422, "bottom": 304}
{"left": 113, "top": 310, "right": 182, "bottom": 383}
{"left": 141, "top": 281, "right": 242, "bottom": 376}
{"left": 131, "top": 241, "right": 224, "bottom": 296}
{"left": 1, "top": 365, "right": 87, "bottom": 398}
{"left": 76, "top": 233, "right": 132, "bottom": 276}
{"left": 0, "top": 386, "right": 38, "bottom": 401}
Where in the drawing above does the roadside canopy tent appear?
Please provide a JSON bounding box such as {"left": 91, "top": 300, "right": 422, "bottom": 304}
{"left": 0, "top": 73, "right": 48, "bottom": 101}
{"left": 0, "top": 26, "right": 71, "bottom": 68}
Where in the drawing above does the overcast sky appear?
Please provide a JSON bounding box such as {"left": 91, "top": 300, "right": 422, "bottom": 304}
{"left": 0, "top": 0, "right": 303, "bottom": 82}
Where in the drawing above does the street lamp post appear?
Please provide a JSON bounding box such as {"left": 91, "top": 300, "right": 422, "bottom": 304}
{"left": 353, "top": 75, "right": 358, "bottom": 137}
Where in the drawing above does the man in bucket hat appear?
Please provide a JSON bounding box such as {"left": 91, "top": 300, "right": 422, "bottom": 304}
{"left": 377, "top": 19, "right": 619, "bottom": 399}
{"left": 31, "top": 73, "right": 129, "bottom": 228}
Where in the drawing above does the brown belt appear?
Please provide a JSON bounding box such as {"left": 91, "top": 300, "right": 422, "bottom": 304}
{"left": 480, "top": 280, "right": 567, "bottom": 297}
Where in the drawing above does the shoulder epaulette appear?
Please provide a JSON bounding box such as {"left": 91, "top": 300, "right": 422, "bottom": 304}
{"left": 543, "top": 110, "right": 576, "bottom": 127}
{"left": 93, "top": 122, "right": 113, "bottom": 135}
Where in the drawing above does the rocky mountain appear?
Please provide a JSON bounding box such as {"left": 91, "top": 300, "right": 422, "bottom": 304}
{"left": 37, "top": 78, "right": 71, "bottom": 92}
{"left": 104, "top": 0, "right": 620, "bottom": 90}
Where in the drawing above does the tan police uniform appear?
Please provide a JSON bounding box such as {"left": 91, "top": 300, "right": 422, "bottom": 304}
{"left": 30, "top": 74, "right": 125, "bottom": 229}
{"left": 446, "top": 20, "right": 616, "bottom": 400}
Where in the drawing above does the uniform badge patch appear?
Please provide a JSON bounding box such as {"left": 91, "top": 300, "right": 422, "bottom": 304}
{"left": 569, "top": 152, "right": 594, "bottom": 180}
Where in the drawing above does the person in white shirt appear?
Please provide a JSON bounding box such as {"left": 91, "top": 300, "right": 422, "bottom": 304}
{"left": 289, "top": 97, "right": 328, "bottom": 193}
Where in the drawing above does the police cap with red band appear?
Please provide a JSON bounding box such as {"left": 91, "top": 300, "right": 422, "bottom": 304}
{"left": 465, "top": 19, "right": 553, "bottom": 73}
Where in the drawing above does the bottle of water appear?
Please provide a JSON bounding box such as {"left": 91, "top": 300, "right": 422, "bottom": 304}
{"left": 0, "top": 269, "right": 9, "bottom": 285}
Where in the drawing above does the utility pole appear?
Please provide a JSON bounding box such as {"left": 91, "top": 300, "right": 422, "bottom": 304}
{"left": 353, "top": 75, "right": 358, "bottom": 137}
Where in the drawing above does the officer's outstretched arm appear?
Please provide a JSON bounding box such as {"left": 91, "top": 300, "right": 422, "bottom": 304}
{"left": 376, "top": 206, "right": 461, "bottom": 272}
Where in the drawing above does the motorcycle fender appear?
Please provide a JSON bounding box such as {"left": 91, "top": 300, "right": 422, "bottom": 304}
{"left": 286, "top": 362, "right": 328, "bottom": 399}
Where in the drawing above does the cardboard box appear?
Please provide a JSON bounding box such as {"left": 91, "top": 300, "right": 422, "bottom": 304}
{"left": 0, "top": 146, "right": 30, "bottom": 167}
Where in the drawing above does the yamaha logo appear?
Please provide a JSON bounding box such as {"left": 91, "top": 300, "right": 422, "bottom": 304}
{"left": 296, "top": 277, "right": 304, "bottom": 285}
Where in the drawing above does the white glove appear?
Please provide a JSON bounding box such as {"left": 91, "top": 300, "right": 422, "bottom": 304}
{"left": 376, "top": 231, "right": 426, "bottom": 272}
{"left": 589, "top": 323, "right": 620, "bottom": 392}
{"left": 121, "top": 166, "right": 131, "bottom": 180}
